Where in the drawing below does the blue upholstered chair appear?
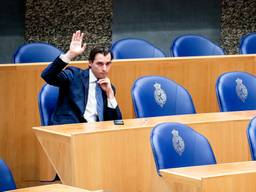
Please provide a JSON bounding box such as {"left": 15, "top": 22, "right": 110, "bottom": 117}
{"left": 150, "top": 122, "right": 216, "bottom": 175}
{"left": 131, "top": 76, "right": 196, "bottom": 118}
{"left": 111, "top": 38, "right": 166, "bottom": 59}
{"left": 38, "top": 84, "right": 59, "bottom": 126}
{"left": 0, "top": 159, "right": 16, "bottom": 191}
{"left": 247, "top": 117, "right": 256, "bottom": 160}
{"left": 216, "top": 71, "right": 256, "bottom": 112}
{"left": 13, "top": 42, "right": 62, "bottom": 63}
{"left": 240, "top": 32, "right": 256, "bottom": 54}
{"left": 171, "top": 35, "right": 224, "bottom": 57}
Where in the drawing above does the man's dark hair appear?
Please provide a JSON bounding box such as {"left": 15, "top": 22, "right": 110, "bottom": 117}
{"left": 88, "top": 46, "right": 113, "bottom": 62}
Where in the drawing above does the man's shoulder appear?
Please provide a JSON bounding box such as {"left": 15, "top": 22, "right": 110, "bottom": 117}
{"left": 66, "top": 66, "right": 89, "bottom": 74}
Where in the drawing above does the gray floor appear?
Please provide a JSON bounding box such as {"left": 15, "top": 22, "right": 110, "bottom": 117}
{"left": 112, "top": 0, "right": 221, "bottom": 56}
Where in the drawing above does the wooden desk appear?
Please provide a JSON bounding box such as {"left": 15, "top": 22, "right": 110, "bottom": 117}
{"left": 160, "top": 161, "right": 256, "bottom": 192}
{"left": 2, "top": 54, "right": 256, "bottom": 186}
{"left": 9, "top": 184, "right": 103, "bottom": 192}
{"left": 33, "top": 110, "right": 256, "bottom": 192}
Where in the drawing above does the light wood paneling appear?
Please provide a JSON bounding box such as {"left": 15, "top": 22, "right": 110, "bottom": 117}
{"left": 34, "top": 110, "right": 256, "bottom": 192}
{"left": 1, "top": 54, "right": 256, "bottom": 186}
{"left": 9, "top": 184, "right": 103, "bottom": 192}
{"left": 160, "top": 161, "right": 256, "bottom": 192}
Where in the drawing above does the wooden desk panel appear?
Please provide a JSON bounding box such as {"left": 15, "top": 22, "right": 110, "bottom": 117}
{"left": 9, "top": 184, "right": 103, "bottom": 192}
{"left": 33, "top": 111, "right": 256, "bottom": 192}
{"left": 160, "top": 161, "right": 256, "bottom": 192}
{"left": 1, "top": 54, "right": 256, "bottom": 186}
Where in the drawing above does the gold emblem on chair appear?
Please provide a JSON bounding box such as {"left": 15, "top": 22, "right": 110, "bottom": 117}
{"left": 154, "top": 83, "right": 167, "bottom": 108}
{"left": 236, "top": 78, "right": 248, "bottom": 103}
{"left": 171, "top": 129, "right": 185, "bottom": 156}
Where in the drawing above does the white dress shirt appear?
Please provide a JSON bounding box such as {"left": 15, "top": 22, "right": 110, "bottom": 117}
{"left": 83, "top": 70, "right": 118, "bottom": 122}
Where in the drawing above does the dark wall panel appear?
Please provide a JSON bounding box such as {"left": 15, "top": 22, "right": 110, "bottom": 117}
{"left": 112, "top": 0, "right": 221, "bottom": 56}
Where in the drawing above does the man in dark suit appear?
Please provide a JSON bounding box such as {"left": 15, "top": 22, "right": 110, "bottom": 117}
{"left": 41, "top": 30, "right": 122, "bottom": 125}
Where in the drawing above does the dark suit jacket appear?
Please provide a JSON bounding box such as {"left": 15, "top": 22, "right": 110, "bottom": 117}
{"left": 41, "top": 57, "right": 122, "bottom": 125}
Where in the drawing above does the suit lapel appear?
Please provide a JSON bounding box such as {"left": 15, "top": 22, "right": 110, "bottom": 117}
{"left": 72, "top": 69, "right": 89, "bottom": 116}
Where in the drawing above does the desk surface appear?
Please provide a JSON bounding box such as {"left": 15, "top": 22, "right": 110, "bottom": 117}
{"left": 160, "top": 161, "right": 256, "bottom": 192}
{"left": 34, "top": 110, "right": 256, "bottom": 135}
{"left": 9, "top": 184, "right": 103, "bottom": 192}
{"left": 160, "top": 161, "right": 256, "bottom": 180}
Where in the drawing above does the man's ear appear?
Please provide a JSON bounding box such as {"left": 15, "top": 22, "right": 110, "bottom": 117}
{"left": 88, "top": 60, "right": 92, "bottom": 67}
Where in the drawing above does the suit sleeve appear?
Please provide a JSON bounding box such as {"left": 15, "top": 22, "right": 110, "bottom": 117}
{"left": 41, "top": 57, "right": 74, "bottom": 86}
{"left": 104, "top": 85, "right": 123, "bottom": 120}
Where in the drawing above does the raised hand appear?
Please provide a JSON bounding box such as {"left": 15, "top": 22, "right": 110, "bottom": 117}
{"left": 97, "top": 78, "right": 115, "bottom": 99}
{"left": 66, "top": 30, "right": 86, "bottom": 60}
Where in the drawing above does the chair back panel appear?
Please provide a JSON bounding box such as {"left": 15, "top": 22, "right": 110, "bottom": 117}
{"left": 38, "top": 84, "right": 59, "bottom": 125}
{"left": 240, "top": 32, "right": 256, "bottom": 54}
{"left": 131, "top": 76, "right": 195, "bottom": 118}
{"left": 171, "top": 35, "right": 224, "bottom": 57}
{"left": 216, "top": 71, "right": 256, "bottom": 112}
{"left": 0, "top": 159, "right": 16, "bottom": 191}
{"left": 13, "top": 43, "right": 62, "bottom": 63}
{"left": 111, "top": 38, "right": 166, "bottom": 59}
{"left": 247, "top": 117, "right": 256, "bottom": 160}
{"left": 150, "top": 122, "right": 216, "bottom": 175}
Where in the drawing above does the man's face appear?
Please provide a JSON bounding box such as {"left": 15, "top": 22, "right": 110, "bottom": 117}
{"left": 89, "top": 53, "right": 112, "bottom": 79}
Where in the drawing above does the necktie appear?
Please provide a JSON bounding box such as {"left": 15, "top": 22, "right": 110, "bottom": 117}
{"left": 96, "top": 83, "right": 104, "bottom": 121}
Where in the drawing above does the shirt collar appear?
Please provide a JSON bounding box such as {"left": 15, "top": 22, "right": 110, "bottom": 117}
{"left": 89, "top": 69, "right": 97, "bottom": 83}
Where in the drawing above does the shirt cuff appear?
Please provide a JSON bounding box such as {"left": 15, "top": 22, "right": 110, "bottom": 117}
{"left": 107, "top": 97, "right": 118, "bottom": 109}
{"left": 59, "top": 54, "right": 71, "bottom": 63}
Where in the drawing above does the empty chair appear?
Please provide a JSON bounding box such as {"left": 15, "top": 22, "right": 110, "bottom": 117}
{"left": 216, "top": 71, "right": 256, "bottom": 112}
{"left": 150, "top": 122, "right": 216, "bottom": 175}
{"left": 0, "top": 159, "right": 16, "bottom": 191}
{"left": 13, "top": 42, "right": 62, "bottom": 63}
{"left": 38, "top": 84, "right": 59, "bottom": 125}
{"left": 240, "top": 32, "right": 256, "bottom": 54}
{"left": 131, "top": 76, "right": 195, "bottom": 118}
{"left": 247, "top": 117, "right": 256, "bottom": 160}
{"left": 171, "top": 34, "right": 224, "bottom": 57}
{"left": 111, "top": 38, "right": 166, "bottom": 59}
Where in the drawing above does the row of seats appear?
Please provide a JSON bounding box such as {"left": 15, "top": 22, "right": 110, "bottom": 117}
{"left": 38, "top": 71, "right": 256, "bottom": 127}
{"left": 151, "top": 116, "right": 256, "bottom": 175}
{"left": 12, "top": 32, "right": 256, "bottom": 63}
{"left": 132, "top": 71, "right": 256, "bottom": 118}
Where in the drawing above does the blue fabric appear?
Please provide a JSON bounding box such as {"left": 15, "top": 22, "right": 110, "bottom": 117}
{"left": 41, "top": 57, "right": 122, "bottom": 125}
{"left": 96, "top": 83, "right": 104, "bottom": 121}
{"left": 111, "top": 38, "right": 166, "bottom": 59}
{"left": 150, "top": 122, "right": 216, "bottom": 176}
{"left": 240, "top": 32, "right": 256, "bottom": 54}
{"left": 216, "top": 71, "right": 256, "bottom": 112}
{"left": 13, "top": 42, "right": 62, "bottom": 63}
{"left": 131, "top": 75, "right": 195, "bottom": 118}
{"left": 247, "top": 117, "right": 256, "bottom": 160}
{"left": 171, "top": 35, "right": 224, "bottom": 57}
{"left": 38, "top": 84, "right": 59, "bottom": 126}
{"left": 0, "top": 159, "right": 16, "bottom": 191}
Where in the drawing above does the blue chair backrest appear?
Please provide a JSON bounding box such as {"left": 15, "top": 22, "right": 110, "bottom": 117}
{"left": 216, "top": 71, "right": 256, "bottom": 112}
{"left": 240, "top": 32, "right": 256, "bottom": 54}
{"left": 247, "top": 117, "right": 256, "bottom": 160}
{"left": 150, "top": 122, "right": 216, "bottom": 175}
{"left": 171, "top": 35, "right": 224, "bottom": 57}
{"left": 0, "top": 159, "right": 16, "bottom": 191}
{"left": 38, "top": 84, "right": 59, "bottom": 125}
{"left": 131, "top": 76, "right": 196, "bottom": 118}
{"left": 13, "top": 42, "right": 62, "bottom": 63}
{"left": 111, "top": 38, "right": 166, "bottom": 59}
